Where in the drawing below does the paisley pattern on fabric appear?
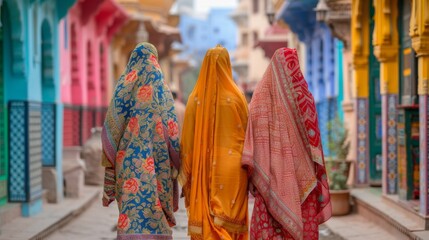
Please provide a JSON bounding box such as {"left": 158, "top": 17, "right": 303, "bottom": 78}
{"left": 250, "top": 192, "right": 319, "bottom": 240}
{"left": 101, "top": 43, "right": 180, "bottom": 240}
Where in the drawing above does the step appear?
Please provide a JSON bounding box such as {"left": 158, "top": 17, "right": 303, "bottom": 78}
{"left": 351, "top": 188, "right": 429, "bottom": 240}
{"left": 0, "top": 186, "right": 100, "bottom": 240}
{"left": 325, "top": 213, "right": 398, "bottom": 240}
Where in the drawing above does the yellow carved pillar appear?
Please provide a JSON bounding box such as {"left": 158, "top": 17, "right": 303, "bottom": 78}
{"left": 372, "top": 0, "right": 399, "bottom": 195}
{"left": 410, "top": 0, "right": 429, "bottom": 216}
{"left": 352, "top": 0, "right": 370, "bottom": 185}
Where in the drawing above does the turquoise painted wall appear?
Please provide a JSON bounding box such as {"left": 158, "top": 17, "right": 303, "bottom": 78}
{"left": 3, "top": 0, "right": 27, "bottom": 102}
{"left": 2, "top": 0, "right": 75, "bottom": 216}
{"left": 336, "top": 40, "right": 344, "bottom": 122}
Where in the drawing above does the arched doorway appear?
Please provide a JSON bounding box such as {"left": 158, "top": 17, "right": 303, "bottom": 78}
{"left": 82, "top": 40, "right": 95, "bottom": 143}
{"left": 70, "top": 23, "right": 80, "bottom": 104}
{"left": 41, "top": 19, "right": 54, "bottom": 102}
{"left": 98, "top": 43, "right": 107, "bottom": 127}
{"left": 0, "top": 2, "right": 7, "bottom": 205}
{"left": 99, "top": 43, "right": 106, "bottom": 106}
{"left": 397, "top": 0, "right": 420, "bottom": 201}
{"left": 368, "top": 4, "right": 382, "bottom": 184}
{"left": 64, "top": 23, "right": 81, "bottom": 147}
{"left": 41, "top": 19, "right": 55, "bottom": 167}
{"left": 87, "top": 41, "right": 95, "bottom": 106}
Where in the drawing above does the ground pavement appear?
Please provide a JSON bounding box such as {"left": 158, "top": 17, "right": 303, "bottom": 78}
{"left": 46, "top": 192, "right": 342, "bottom": 240}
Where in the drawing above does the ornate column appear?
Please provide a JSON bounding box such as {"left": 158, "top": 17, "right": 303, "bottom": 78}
{"left": 410, "top": 0, "right": 429, "bottom": 216}
{"left": 372, "top": 0, "right": 399, "bottom": 195}
{"left": 351, "top": 0, "right": 370, "bottom": 186}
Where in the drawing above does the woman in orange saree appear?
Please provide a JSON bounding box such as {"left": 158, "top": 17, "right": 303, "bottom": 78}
{"left": 242, "top": 48, "right": 332, "bottom": 240}
{"left": 179, "top": 46, "right": 249, "bottom": 240}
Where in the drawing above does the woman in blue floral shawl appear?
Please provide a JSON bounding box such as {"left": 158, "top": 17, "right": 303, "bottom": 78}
{"left": 101, "top": 43, "right": 181, "bottom": 240}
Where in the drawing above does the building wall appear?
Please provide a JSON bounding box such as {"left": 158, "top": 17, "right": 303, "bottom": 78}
{"left": 60, "top": 8, "right": 103, "bottom": 107}
{"left": 279, "top": 1, "right": 340, "bottom": 158}
{"left": 61, "top": 0, "right": 127, "bottom": 147}
{"left": 1, "top": 0, "right": 75, "bottom": 215}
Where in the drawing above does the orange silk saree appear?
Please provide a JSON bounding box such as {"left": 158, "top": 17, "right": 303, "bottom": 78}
{"left": 179, "top": 46, "right": 249, "bottom": 240}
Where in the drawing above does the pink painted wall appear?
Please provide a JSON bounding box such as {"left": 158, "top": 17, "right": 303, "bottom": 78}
{"left": 60, "top": 0, "right": 123, "bottom": 107}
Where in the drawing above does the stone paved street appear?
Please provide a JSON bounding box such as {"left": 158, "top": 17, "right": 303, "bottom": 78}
{"left": 46, "top": 193, "right": 190, "bottom": 240}
{"left": 46, "top": 190, "right": 342, "bottom": 240}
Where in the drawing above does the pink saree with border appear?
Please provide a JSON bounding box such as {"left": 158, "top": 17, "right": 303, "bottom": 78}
{"left": 242, "top": 48, "right": 332, "bottom": 240}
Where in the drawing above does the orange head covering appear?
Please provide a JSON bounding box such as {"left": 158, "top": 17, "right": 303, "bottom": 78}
{"left": 179, "top": 46, "right": 249, "bottom": 239}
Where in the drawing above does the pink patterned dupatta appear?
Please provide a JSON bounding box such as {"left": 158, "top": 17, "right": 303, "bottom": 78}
{"left": 242, "top": 48, "right": 331, "bottom": 239}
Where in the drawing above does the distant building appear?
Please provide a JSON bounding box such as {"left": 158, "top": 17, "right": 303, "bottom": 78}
{"left": 179, "top": 9, "right": 237, "bottom": 61}
{"left": 176, "top": 7, "right": 237, "bottom": 101}
{"left": 176, "top": 0, "right": 194, "bottom": 12}
{"left": 231, "top": 0, "right": 301, "bottom": 96}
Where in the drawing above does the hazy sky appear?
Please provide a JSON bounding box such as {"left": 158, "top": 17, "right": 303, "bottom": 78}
{"left": 194, "top": 0, "right": 238, "bottom": 13}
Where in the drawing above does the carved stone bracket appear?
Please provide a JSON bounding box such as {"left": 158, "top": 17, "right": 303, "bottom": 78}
{"left": 325, "top": 0, "right": 352, "bottom": 49}
{"left": 8, "top": 0, "right": 26, "bottom": 77}
{"left": 352, "top": 0, "right": 369, "bottom": 61}
{"left": 410, "top": 0, "right": 429, "bottom": 56}
{"left": 373, "top": 0, "right": 399, "bottom": 62}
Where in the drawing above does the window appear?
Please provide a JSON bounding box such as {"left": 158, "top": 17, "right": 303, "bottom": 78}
{"left": 253, "top": 31, "right": 258, "bottom": 44}
{"left": 242, "top": 33, "right": 248, "bottom": 46}
{"left": 253, "top": 0, "right": 259, "bottom": 13}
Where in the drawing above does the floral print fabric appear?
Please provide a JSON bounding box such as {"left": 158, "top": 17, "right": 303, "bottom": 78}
{"left": 101, "top": 43, "right": 180, "bottom": 240}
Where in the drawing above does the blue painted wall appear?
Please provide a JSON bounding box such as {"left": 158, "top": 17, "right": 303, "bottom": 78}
{"left": 179, "top": 8, "right": 237, "bottom": 61}
{"left": 279, "top": 1, "right": 340, "bottom": 157}
{"left": 3, "top": 0, "right": 27, "bottom": 102}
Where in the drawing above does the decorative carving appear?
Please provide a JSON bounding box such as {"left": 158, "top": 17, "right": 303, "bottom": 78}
{"left": 6, "top": 0, "right": 26, "bottom": 77}
{"left": 373, "top": 0, "right": 398, "bottom": 62}
{"left": 410, "top": 0, "right": 429, "bottom": 95}
{"left": 323, "top": 0, "right": 352, "bottom": 49}
{"left": 411, "top": 0, "right": 429, "bottom": 55}
{"left": 351, "top": 0, "right": 369, "bottom": 62}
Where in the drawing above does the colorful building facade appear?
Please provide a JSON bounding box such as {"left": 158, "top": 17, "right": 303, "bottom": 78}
{"left": 231, "top": 0, "right": 301, "bottom": 95}
{"left": 351, "top": 0, "right": 428, "bottom": 217}
{"left": 278, "top": 0, "right": 341, "bottom": 156}
{"left": 0, "top": 0, "right": 76, "bottom": 217}
{"left": 60, "top": 0, "right": 128, "bottom": 148}
{"left": 111, "top": 0, "right": 180, "bottom": 95}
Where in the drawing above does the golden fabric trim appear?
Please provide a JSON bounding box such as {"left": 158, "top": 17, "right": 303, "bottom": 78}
{"left": 188, "top": 220, "right": 203, "bottom": 235}
{"left": 213, "top": 216, "right": 248, "bottom": 233}
{"left": 188, "top": 225, "right": 203, "bottom": 235}
{"left": 177, "top": 168, "right": 188, "bottom": 188}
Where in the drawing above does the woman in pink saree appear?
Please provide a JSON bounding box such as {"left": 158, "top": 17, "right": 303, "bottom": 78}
{"left": 242, "top": 48, "right": 331, "bottom": 240}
